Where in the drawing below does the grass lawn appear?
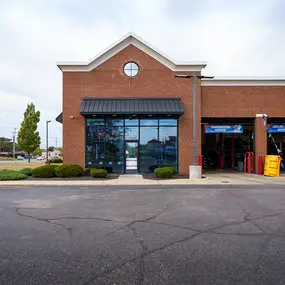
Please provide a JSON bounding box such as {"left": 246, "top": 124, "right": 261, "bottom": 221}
{"left": 0, "top": 161, "right": 46, "bottom": 170}
{"left": 0, "top": 157, "right": 16, "bottom": 161}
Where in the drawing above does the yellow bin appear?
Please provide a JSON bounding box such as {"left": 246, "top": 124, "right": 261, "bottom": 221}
{"left": 264, "top": 155, "right": 281, "bottom": 177}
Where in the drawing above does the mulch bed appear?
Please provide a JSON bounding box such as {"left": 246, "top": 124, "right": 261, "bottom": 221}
{"left": 142, "top": 174, "right": 190, "bottom": 180}
{"left": 27, "top": 174, "right": 120, "bottom": 181}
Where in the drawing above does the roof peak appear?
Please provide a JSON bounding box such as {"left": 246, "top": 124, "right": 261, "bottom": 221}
{"left": 57, "top": 32, "right": 207, "bottom": 72}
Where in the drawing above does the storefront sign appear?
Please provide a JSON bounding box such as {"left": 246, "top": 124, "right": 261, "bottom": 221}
{"left": 204, "top": 124, "right": 243, "bottom": 134}
{"left": 126, "top": 158, "right": 137, "bottom": 170}
{"left": 267, "top": 124, "right": 285, "bottom": 133}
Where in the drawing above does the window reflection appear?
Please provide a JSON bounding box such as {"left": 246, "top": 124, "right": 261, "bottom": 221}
{"left": 159, "top": 119, "right": 177, "bottom": 126}
{"left": 105, "top": 127, "right": 124, "bottom": 173}
{"left": 140, "top": 119, "right": 158, "bottom": 126}
{"left": 159, "top": 127, "right": 178, "bottom": 171}
{"left": 105, "top": 119, "right": 124, "bottom": 126}
{"left": 87, "top": 119, "right": 105, "bottom": 126}
{"left": 125, "top": 127, "right": 138, "bottom": 140}
{"left": 125, "top": 118, "right": 139, "bottom": 126}
{"left": 139, "top": 127, "right": 159, "bottom": 173}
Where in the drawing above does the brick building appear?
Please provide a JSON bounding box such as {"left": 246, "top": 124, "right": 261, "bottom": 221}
{"left": 56, "top": 33, "right": 285, "bottom": 175}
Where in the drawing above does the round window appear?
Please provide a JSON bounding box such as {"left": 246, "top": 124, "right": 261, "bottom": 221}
{"left": 124, "top": 62, "right": 139, "bottom": 77}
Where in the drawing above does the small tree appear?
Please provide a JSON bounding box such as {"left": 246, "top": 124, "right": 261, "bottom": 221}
{"left": 48, "top": 146, "right": 55, "bottom": 152}
{"left": 17, "top": 103, "right": 41, "bottom": 162}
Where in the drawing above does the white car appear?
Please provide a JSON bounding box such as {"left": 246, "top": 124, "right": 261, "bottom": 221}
{"left": 17, "top": 156, "right": 24, "bottom": 160}
{"left": 36, "top": 156, "right": 45, "bottom": 161}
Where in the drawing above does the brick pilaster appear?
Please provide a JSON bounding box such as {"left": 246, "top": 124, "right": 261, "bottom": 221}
{"left": 255, "top": 115, "right": 267, "bottom": 174}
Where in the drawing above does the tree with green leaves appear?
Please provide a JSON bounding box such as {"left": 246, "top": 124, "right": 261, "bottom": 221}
{"left": 33, "top": 147, "right": 43, "bottom": 156}
{"left": 48, "top": 146, "right": 55, "bottom": 152}
{"left": 17, "top": 103, "right": 41, "bottom": 162}
{"left": 0, "top": 137, "right": 19, "bottom": 152}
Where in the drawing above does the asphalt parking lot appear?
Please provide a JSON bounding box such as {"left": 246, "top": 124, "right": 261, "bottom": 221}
{"left": 1, "top": 185, "right": 285, "bottom": 284}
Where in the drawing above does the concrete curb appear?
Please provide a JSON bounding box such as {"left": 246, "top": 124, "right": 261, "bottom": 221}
{"left": 1, "top": 177, "right": 285, "bottom": 187}
{"left": 0, "top": 181, "right": 205, "bottom": 187}
{"left": 0, "top": 174, "right": 284, "bottom": 187}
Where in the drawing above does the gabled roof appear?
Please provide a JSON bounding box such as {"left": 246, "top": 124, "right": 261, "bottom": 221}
{"left": 57, "top": 32, "right": 207, "bottom": 72}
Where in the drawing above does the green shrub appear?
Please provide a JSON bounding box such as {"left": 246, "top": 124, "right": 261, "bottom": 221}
{"left": 0, "top": 170, "right": 27, "bottom": 181}
{"left": 162, "top": 166, "right": 176, "bottom": 175}
{"left": 49, "top": 158, "right": 63, "bottom": 163}
{"left": 49, "top": 165, "right": 60, "bottom": 170}
{"left": 32, "top": 165, "right": 58, "bottom": 178}
{"left": 20, "top": 168, "right": 33, "bottom": 176}
{"left": 55, "top": 164, "right": 84, "bottom": 178}
{"left": 85, "top": 168, "right": 91, "bottom": 175}
{"left": 90, "top": 168, "right": 108, "bottom": 178}
{"left": 154, "top": 167, "right": 173, "bottom": 179}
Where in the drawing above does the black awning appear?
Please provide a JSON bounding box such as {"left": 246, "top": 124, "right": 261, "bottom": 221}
{"left": 80, "top": 98, "right": 184, "bottom": 116}
{"left": 56, "top": 113, "right": 62, "bottom": 123}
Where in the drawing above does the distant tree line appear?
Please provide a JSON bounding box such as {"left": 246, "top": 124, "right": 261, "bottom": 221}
{"left": 0, "top": 137, "right": 20, "bottom": 152}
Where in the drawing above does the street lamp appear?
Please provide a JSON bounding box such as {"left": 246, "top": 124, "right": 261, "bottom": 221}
{"left": 175, "top": 74, "right": 214, "bottom": 177}
{"left": 46, "top": 120, "right": 51, "bottom": 164}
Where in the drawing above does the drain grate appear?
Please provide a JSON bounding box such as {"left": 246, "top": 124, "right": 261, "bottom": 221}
{"left": 222, "top": 181, "right": 229, "bottom": 183}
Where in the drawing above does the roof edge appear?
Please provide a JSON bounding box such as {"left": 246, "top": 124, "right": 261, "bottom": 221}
{"left": 57, "top": 32, "right": 207, "bottom": 72}
{"left": 201, "top": 77, "right": 285, "bottom": 86}
{"left": 82, "top": 97, "right": 183, "bottom": 100}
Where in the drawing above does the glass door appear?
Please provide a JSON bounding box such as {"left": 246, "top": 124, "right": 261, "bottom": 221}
{"left": 125, "top": 141, "right": 138, "bottom": 174}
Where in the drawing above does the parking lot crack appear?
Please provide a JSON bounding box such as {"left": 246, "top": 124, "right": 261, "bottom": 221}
{"left": 147, "top": 221, "right": 199, "bottom": 232}
{"left": 49, "top": 216, "right": 122, "bottom": 223}
{"left": 105, "top": 203, "right": 170, "bottom": 236}
{"left": 15, "top": 208, "right": 73, "bottom": 235}
{"left": 129, "top": 226, "right": 147, "bottom": 285}
{"left": 82, "top": 211, "right": 285, "bottom": 284}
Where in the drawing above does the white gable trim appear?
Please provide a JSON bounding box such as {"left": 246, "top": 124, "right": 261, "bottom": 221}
{"left": 57, "top": 32, "right": 207, "bottom": 72}
{"left": 201, "top": 77, "right": 285, "bottom": 86}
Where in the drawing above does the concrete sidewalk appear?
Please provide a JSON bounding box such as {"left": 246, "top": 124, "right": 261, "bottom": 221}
{"left": 0, "top": 172, "right": 285, "bottom": 186}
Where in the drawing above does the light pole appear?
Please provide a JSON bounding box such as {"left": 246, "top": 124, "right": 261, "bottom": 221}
{"left": 12, "top": 128, "right": 17, "bottom": 159}
{"left": 175, "top": 74, "right": 214, "bottom": 176}
{"left": 46, "top": 120, "right": 51, "bottom": 164}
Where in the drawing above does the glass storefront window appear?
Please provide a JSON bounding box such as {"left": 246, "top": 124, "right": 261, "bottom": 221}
{"left": 86, "top": 142, "right": 105, "bottom": 166}
{"left": 91, "top": 126, "right": 106, "bottom": 141}
{"left": 140, "top": 119, "right": 158, "bottom": 126}
{"left": 105, "top": 127, "right": 124, "bottom": 173}
{"left": 87, "top": 118, "right": 105, "bottom": 125}
{"left": 159, "top": 127, "right": 178, "bottom": 171}
{"left": 125, "top": 127, "right": 139, "bottom": 140}
{"left": 86, "top": 117, "right": 178, "bottom": 173}
{"left": 139, "top": 127, "right": 159, "bottom": 173}
{"left": 105, "top": 119, "right": 124, "bottom": 126}
{"left": 125, "top": 118, "right": 139, "bottom": 126}
{"left": 159, "top": 119, "right": 177, "bottom": 126}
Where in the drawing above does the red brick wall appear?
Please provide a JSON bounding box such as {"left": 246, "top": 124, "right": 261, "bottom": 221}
{"left": 62, "top": 44, "right": 201, "bottom": 174}
{"left": 255, "top": 117, "right": 267, "bottom": 174}
{"left": 62, "top": 45, "right": 285, "bottom": 175}
{"left": 202, "top": 86, "right": 285, "bottom": 117}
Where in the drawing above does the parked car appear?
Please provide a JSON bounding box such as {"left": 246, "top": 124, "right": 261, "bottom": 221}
{"left": 17, "top": 156, "right": 24, "bottom": 160}
{"left": 36, "top": 156, "right": 45, "bottom": 161}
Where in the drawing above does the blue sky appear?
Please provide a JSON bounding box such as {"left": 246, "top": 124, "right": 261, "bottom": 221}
{"left": 0, "top": 0, "right": 284, "bottom": 147}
